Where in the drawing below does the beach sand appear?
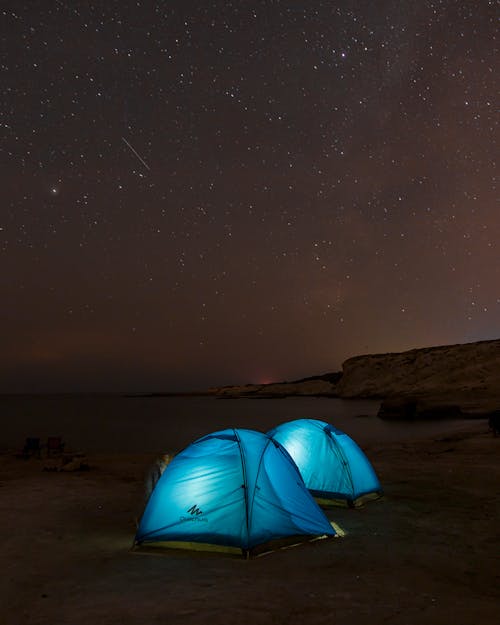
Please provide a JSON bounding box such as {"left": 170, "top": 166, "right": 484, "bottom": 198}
{"left": 1, "top": 421, "right": 498, "bottom": 625}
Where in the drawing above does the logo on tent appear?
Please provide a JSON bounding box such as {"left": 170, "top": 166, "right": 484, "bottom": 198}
{"left": 187, "top": 504, "right": 203, "bottom": 516}
{"left": 179, "top": 504, "right": 208, "bottom": 523}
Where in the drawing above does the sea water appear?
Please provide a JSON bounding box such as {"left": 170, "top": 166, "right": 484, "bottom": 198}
{"left": 0, "top": 394, "right": 479, "bottom": 454}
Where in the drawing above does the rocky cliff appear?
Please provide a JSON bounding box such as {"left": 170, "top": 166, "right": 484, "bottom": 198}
{"left": 335, "top": 339, "right": 500, "bottom": 412}
{"left": 212, "top": 339, "right": 500, "bottom": 414}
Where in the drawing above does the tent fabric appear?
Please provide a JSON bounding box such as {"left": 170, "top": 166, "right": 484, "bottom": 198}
{"left": 135, "top": 428, "right": 335, "bottom": 554}
{"left": 267, "top": 419, "right": 382, "bottom": 507}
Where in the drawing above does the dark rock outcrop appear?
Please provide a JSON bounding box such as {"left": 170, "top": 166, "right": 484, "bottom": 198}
{"left": 377, "top": 397, "right": 464, "bottom": 420}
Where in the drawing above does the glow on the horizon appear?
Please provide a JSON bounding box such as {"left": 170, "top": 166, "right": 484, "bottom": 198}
{"left": 258, "top": 377, "right": 276, "bottom": 385}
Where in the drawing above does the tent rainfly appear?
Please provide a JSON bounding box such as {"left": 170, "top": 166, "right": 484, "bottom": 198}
{"left": 268, "top": 419, "right": 382, "bottom": 507}
{"left": 135, "top": 428, "right": 336, "bottom": 556}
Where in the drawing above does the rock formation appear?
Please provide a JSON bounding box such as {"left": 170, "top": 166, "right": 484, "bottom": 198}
{"left": 212, "top": 339, "right": 500, "bottom": 416}
{"left": 336, "top": 339, "right": 500, "bottom": 414}
{"left": 214, "top": 378, "right": 337, "bottom": 398}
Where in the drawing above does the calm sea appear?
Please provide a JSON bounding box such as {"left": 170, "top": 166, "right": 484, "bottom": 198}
{"left": 0, "top": 394, "right": 476, "bottom": 454}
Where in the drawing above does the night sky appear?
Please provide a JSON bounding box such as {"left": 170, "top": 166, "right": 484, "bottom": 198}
{"left": 1, "top": 1, "right": 498, "bottom": 393}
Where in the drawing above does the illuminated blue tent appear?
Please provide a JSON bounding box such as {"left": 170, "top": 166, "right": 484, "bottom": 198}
{"left": 135, "top": 428, "right": 335, "bottom": 556}
{"left": 268, "top": 419, "right": 382, "bottom": 507}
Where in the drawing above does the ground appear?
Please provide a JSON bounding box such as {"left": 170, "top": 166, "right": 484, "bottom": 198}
{"left": 1, "top": 422, "right": 498, "bottom": 625}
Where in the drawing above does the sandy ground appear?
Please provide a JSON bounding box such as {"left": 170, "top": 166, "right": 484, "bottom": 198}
{"left": 1, "top": 421, "right": 498, "bottom": 625}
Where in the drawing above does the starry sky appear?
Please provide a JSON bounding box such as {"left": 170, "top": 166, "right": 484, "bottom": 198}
{"left": 1, "top": 1, "right": 498, "bottom": 393}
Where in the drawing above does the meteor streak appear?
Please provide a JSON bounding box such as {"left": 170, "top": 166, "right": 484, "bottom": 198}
{"left": 121, "top": 136, "right": 150, "bottom": 171}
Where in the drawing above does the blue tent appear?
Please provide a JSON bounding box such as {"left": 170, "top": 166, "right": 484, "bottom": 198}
{"left": 135, "top": 428, "right": 335, "bottom": 556}
{"left": 268, "top": 419, "right": 382, "bottom": 507}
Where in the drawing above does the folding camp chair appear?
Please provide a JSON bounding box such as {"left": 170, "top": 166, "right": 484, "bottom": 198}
{"left": 21, "top": 437, "right": 42, "bottom": 458}
{"left": 46, "top": 436, "right": 65, "bottom": 457}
